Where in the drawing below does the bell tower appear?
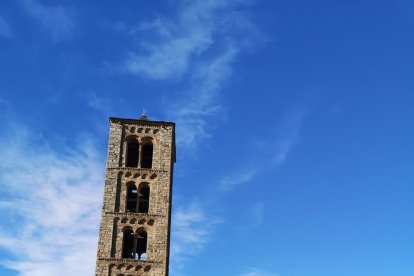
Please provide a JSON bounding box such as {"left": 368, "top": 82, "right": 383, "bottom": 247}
{"left": 95, "top": 115, "right": 176, "bottom": 276}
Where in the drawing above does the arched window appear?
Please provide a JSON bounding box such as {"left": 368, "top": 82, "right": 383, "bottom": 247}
{"left": 126, "top": 138, "right": 139, "bottom": 167}
{"left": 122, "top": 228, "right": 135, "bottom": 259}
{"left": 141, "top": 142, "right": 153, "bottom": 169}
{"left": 126, "top": 182, "right": 138, "bottom": 212}
{"left": 126, "top": 182, "right": 150, "bottom": 213}
{"left": 138, "top": 183, "right": 150, "bottom": 213}
{"left": 122, "top": 228, "right": 148, "bottom": 260}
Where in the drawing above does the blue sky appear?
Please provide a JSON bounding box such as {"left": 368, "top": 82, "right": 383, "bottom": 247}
{"left": 0, "top": 0, "right": 413, "bottom": 275}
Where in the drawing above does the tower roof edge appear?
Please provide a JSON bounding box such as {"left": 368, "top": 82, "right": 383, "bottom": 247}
{"left": 109, "top": 117, "right": 175, "bottom": 126}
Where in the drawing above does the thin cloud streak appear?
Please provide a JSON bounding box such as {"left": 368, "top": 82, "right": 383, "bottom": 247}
{"left": 240, "top": 268, "right": 279, "bottom": 276}
{"left": 22, "top": 0, "right": 76, "bottom": 42}
{"left": 0, "top": 16, "right": 12, "bottom": 38}
{"left": 87, "top": 91, "right": 113, "bottom": 115}
{"left": 220, "top": 168, "right": 258, "bottom": 191}
{"left": 0, "top": 124, "right": 104, "bottom": 276}
{"left": 251, "top": 202, "right": 264, "bottom": 228}
{"left": 270, "top": 110, "right": 305, "bottom": 166}
{"left": 219, "top": 109, "right": 306, "bottom": 191}
{"left": 171, "top": 45, "right": 238, "bottom": 149}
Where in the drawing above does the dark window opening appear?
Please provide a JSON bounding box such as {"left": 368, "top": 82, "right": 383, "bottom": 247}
{"left": 141, "top": 143, "right": 153, "bottom": 169}
{"left": 122, "top": 229, "right": 147, "bottom": 260}
{"left": 126, "top": 183, "right": 138, "bottom": 212}
{"left": 111, "top": 219, "right": 118, "bottom": 257}
{"left": 122, "top": 229, "right": 135, "bottom": 259}
{"left": 136, "top": 231, "right": 147, "bottom": 260}
{"left": 138, "top": 184, "right": 150, "bottom": 213}
{"left": 126, "top": 139, "right": 139, "bottom": 167}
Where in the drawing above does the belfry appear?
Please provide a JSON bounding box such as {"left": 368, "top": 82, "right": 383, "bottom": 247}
{"left": 95, "top": 115, "right": 176, "bottom": 276}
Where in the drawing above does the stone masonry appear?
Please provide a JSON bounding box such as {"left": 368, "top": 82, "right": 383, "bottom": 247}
{"left": 95, "top": 116, "right": 175, "bottom": 276}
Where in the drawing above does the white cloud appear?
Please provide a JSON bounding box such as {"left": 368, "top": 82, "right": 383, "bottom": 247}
{"left": 240, "top": 267, "right": 279, "bottom": 276}
{"left": 124, "top": 0, "right": 263, "bottom": 81}
{"left": 23, "top": 0, "right": 76, "bottom": 42}
{"left": 170, "top": 202, "right": 220, "bottom": 275}
{"left": 220, "top": 168, "right": 258, "bottom": 191}
{"left": 0, "top": 124, "right": 104, "bottom": 276}
{"left": 122, "top": 0, "right": 262, "bottom": 149}
{"left": 0, "top": 122, "right": 221, "bottom": 276}
{"left": 171, "top": 45, "right": 237, "bottom": 149}
{"left": 124, "top": 1, "right": 223, "bottom": 80}
{"left": 0, "top": 16, "right": 12, "bottom": 38}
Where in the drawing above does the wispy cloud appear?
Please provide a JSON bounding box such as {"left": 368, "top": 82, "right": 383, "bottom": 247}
{"left": 220, "top": 168, "right": 258, "bottom": 191}
{"left": 250, "top": 202, "right": 264, "bottom": 228}
{"left": 240, "top": 267, "right": 279, "bottom": 276}
{"left": 170, "top": 202, "right": 221, "bottom": 275}
{"left": 269, "top": 110, "right": 305, "bottom": 166}
{"left": 22, "top": 0, "right": 76, "bottom": 42}
{"left": 0, "top": 16, "right": 12, "bottom": 38}
{"left": 87, "top": 91, "right": 112, "bottom": 114}
{"left": 122, "top": 0, "right": 263, "bottom": 149}
{"left": 0, "top": 97, "right": 11, "bottom": 106}
{"left": 219, "top": 109, "right": 305, "bottom": 191}
{"left": 170, "top": 45, "right": 237, "bottom": 148}
{"left": 124, "top": 1, "right": 222, "bottom": 80}
{"left": 0, "top": 124, "right": 104, "bottom": 276}
{"left": 259, "top": 109, "right": 306, "bottom": 166}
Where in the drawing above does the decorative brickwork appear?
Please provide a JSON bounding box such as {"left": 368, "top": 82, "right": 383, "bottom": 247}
{"left": 96, "top": 117, "right": 175, "bottom": 276}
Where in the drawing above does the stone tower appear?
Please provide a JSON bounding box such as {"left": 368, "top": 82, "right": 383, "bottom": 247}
{"left": 95, "top": 116, "right": 175, "bottom": 276}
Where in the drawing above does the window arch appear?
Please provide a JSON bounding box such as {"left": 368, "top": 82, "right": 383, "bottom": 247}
{"left": 126, "top": 137, "right": 139, "bottom": 167}
{"left": 141, "top": 141, "right": 153, "bottom": 169}
{"left": 122, "top": 228, "right": 148, "bottom": 260}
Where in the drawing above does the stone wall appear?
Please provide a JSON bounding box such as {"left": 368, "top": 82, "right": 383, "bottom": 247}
{"left": 95, "top": 117, "right": 175, "bottom": 276}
